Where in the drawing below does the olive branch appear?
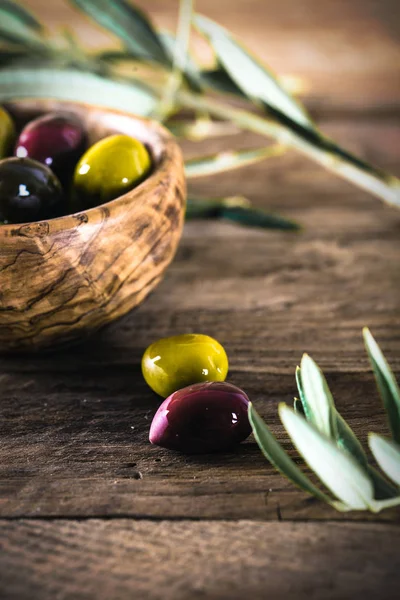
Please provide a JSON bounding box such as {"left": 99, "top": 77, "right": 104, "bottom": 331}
{"left": 0, "top": 0, "right": 399, "bottom": 231}
{"left": 249, "top": 328, "right": 400, "bottom": 513}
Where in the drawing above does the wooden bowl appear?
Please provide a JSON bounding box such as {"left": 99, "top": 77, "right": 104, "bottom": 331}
{"left": 0, "top": 100, "right": 186, "bottom": 352}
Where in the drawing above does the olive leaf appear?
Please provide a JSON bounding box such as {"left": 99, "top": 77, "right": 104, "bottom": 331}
{"left": 200, "top": 65, "right": 246, "bottom": 97}
{"left": 298, "top": 354, "right": 337, "bottom": 438}
{"left": 0, "top": 0, "right": 43, "bottom": 31}
{"left": 369, "top": 434, "right": 400, "bottom": 487}
{"left": 158, "top": 30, "right": 203, "bottom": 93}
{"left": 363, "top": 328, "right": 400, "bottom": 444}
{"left": 0, "top": 3, "right": 47, "bottom": 49}
{"left": 193, "top": 14, "right": 314, "bottom": 130}
{"left": 156, "top": 0, "right": 196, "bottom": 118}
{"left": 278, "top": 404, "right": 375, "bottom": 510}
{"left": 296, "top": 357, "right": 398, "bottom": 498}
{"left": 167, "top": 117, "right": 238, "bottom": 141}
{"left": 248, "top": 403, "right": 349, "bottom": 511}
{"left": 68, "top": 0, "right": 169, "bottom": 65}
{"left": 186, "top": 197, "right": 299, "bottom": 230}
{"left": 293, "top": 397, "right": 305, "bottom": 415}
{"left": 184, "top": 144, "right": 285, "bottom": 178}
{"left": 0, "top": 68, "right": 157, "bottom": 116}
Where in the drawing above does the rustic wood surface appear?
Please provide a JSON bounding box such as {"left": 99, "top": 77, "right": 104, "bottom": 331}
{"left": 1, "top": 0, "right": 400, "bottom": 598}
{"left": 0, "top": 101, "right": 185, "bottom": 351}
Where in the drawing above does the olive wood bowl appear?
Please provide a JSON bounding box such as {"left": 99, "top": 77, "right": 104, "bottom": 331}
{"left": 0, "top": 100, "right": 186, "bottom": 352}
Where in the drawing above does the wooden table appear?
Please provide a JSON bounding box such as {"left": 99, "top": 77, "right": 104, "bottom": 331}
{"left": 1, "top": 1, "right": 400, "bottom": 598}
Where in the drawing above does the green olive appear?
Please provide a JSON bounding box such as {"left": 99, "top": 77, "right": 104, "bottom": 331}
{"left": 72, "top": 134, "right": 151, "bottom": 208}
{"left": 142, "top": 333, "right": 229, "bottom": 398}
{"left": 0, "top": 106, "right": 15, "bottom": 159}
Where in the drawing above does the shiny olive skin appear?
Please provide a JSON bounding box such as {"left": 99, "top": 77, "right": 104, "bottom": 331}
{"left": 142, "top": 333, "right": 229, "bottom": 398}
{"left": 72, "top": 134, "right": 151, "bottom": 209}
{"left": 0, "top": 106, "right": 16, "bottom": 159}
{"left": 15, "top": 112, "right": 86, "bottom": 186}
{"left": 149, "top": 381, "right": 251, "bottom": 453}
{"left": 0, "top": 157, "right": 63, "bottom": 224}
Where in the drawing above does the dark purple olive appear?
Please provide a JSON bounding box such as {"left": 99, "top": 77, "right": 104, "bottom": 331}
{"left": 0, "top": 157, "right": 63, "bottom": 224}
{"left": 149, "top": 381, "right": 251, "bottom": 454}
{"left": 15, "top": 112, "right": 86, "bottom": 186}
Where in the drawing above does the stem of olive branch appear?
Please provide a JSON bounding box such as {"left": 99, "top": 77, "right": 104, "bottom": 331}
{"left": 147, "top": 82, "right": 400, "bottom": 208}
{"left": 156, "top": 0, "right": 194, "bottom": 121}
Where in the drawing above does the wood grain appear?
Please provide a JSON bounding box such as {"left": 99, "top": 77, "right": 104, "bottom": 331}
{"left": 0, "top": 120, "right": 399, "bottom": 522}
{"left": 0, "top": 100, "right": 185, "bottom": 352}
{"left": 1, "top": 519, "right": 399, "bottom": 600}
{"left": 1, "top": 1, "right": 400, "bottom": 598}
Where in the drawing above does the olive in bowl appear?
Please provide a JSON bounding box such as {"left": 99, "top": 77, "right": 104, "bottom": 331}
{"left": 0, "top": 157, "right": 64, "bottom": 224}
{"left": 0, "top": 100, "right": 186, "bottom": 353}
{"left": 15, "top": 111, "right": 87, "bottom": 186}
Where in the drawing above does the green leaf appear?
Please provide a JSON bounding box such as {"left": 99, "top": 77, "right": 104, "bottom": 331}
{"left": 220, "top": 206, "right": 299, "bottom": 231}
{"left": 0, "top": 68, "right": 157, "bottom": 116}
{"left": 95, "top": 50, "right": 140, "bottom": 63}
{"left": 369, "top": 434, "right": 400, "bottom": 487}
{"left": 0, "top": 0, "right": 42, "bottom": 31}
{"left": 293, "top": 397, "right": 305, "bottom": 415}
{"left": 69, "top": 0, "right": 169, "bottom": 65}
{"left": 186, "top": 196, "right": 300, "bottom": 231}
{"left": 167, "top": 117, "right": 238, "bottom": 141}
{"left": 363, "top": 327, "right": 400, "bottom": 444}
{"left": 299, "top": 354, "right": 337, "bottom": 438}
{"left": 297, "top": 361, "right": 397, "bottom": 499}
{"left": 185, "top": 144, "right": 285, "bottom": 178}
{"left": 159, "top": 31, "right": 202, "bottom": 93}
{"left": 193, "top": 14, "right": 314, "bottom": 130}
{"left": 200, "top": 66, "right": 245, "bottom": 97}
{"left": 371, "top": 495, "right": 400, "bottom": 512}
{"left": 279, "top": 404, "right": 375, "bottom": 510}
{"left": 248, "top": 403, "right": 348, "bottom": 511}
{"left": 156, "top": 1, "right": 196, "bottom": 118}
{"left": 0, "top": 6, "right": 46, "bottom": 48}
{"left": 295, "top": 366, "right": 312, "bottom": 420}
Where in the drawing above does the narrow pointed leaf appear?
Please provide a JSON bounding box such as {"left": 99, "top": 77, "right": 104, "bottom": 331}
{"left": 200, "top": 66, "right": 245, "bottom": 97}
{"left": 69, "top": 0, "right": 169, "bottom": 65}
{"left": 220, "top": 206, "right": 299, "bottom": 231}
{"left": 295, "top": 366, "right": 312, "bottom": 420}
{"left": 194, "top": 14, "right": 314, "bottom": 130}
{"left": 298, "top": 363, "right": 398, "bottom": 498}
{"left": 293, "top": 397, "right": 305, "bottom": 415}
{"left": 369, "top": 434, "right": 400, "bottom": 487}
{"left": 0, "top": 68, "right": 157, "bottom": 116}
{"left": 334, "top": 412, "right": 398, "bottom": 498}
{"left": 0, "top": 0, "right": 42, "bottom": 31}
{"left": 159, "top": 28, "right": 203, "bottom": 93}
{"left": 185, "top": 145, "right": 285, "bottom": 178}
{"left": 300, "top": 354, "right": 337, "bottom": 438}
{"left": 186, "top": 196, "right": 299, "bottom": 230}
{"left": 279, "top": 404, "right": 375, "bottom": 510}
{"left": 0, "top": 9, "right": 46, "bottom": 48}
{"left": 363, "top": 328, "right": 400, "bottom": 444}
{"left": 167, "top": 118, "right": 238, "bottom": 141}
{"left": 370, "top": 496, "right": 400, "bottom": 512}
{"left": 248, "top": 404, "right": 348, "bottom": 511}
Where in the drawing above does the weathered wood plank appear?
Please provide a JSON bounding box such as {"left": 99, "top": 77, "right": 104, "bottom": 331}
{"left": 1, "top": 520, "right": 399, "bottom": 600}
{"left": 0, "top": 118, "right": 399, "bottom": 520}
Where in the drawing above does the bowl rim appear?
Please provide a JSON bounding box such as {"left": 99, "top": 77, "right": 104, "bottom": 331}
{"left": 0, "top": 98, "right": 180, "bottom": 237}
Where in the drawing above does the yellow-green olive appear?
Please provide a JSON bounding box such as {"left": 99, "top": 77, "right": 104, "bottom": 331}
{"left": 142, "top": 334, "right": 229, "bottom": 398}
{"left": 72, "top": 134, "right": 151, "bottom": 208}
{"left": 0, "top": 106, "right": 15, "bottom": 159}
